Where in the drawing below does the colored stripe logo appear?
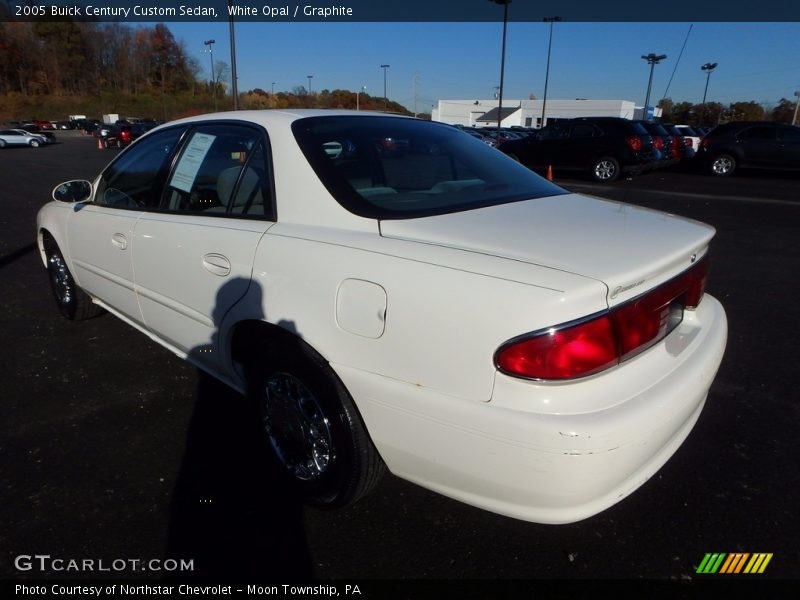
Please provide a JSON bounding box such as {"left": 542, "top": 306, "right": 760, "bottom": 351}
{"left": 697, "top": 553, "right": 773, "bottom": 574}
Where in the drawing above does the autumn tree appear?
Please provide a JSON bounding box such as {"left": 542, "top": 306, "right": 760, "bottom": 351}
{"left": 769, "top": 98, "right": 796, "bottom": 124}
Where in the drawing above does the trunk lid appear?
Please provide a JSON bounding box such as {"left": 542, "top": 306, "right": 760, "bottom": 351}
{"left": 379, "top": 193, "right": 715, "bottom": 306}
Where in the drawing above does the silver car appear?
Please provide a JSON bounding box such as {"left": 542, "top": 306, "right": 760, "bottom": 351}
{"left": 0, "top": 129, "right": 48, "bottom": 148}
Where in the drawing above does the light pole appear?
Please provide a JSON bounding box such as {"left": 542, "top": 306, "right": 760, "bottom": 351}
{"left": 356, "top": 85, "right": 366, "bottom": 111}
{"left": 700, "top": 62, "right": 717, "bottom": 126}
{"left": 701, "top": 62, "right": 717, "bottom": 104}
{"left": 203, "top": 39, "right": 217, "bottom": 112}
{"left": 307, "top": 74, "right": 314, "bottom": 95}
{"left": 541, "top": 16, "right": 561, "bottom": 128}
{"left": 793, "top": 91, "right": 800, "bottom": 126}
{"left": 490, "top": 0, "right": 511, "bottom": 134}
{"left": 380, "top": 64, "right": 390, "bottom": 110}
{"left": 228, "top": 0, "right": 239, "bottom": 109}
{"left": 641, "top": 53, "right": 667, "bottom": 121}
{"left": 271, "top": 82, "right": 275, "bottom": 94}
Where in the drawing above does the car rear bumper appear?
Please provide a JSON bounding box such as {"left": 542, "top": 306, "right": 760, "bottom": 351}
{"left": 335, "top": 294, "right": 727, "bottom": 524}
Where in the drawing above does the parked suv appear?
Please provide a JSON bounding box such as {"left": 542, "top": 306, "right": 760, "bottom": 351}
{"left": 104, "top": 123, "right": 152, "bottom": 148}
{"left": 696, "top": 121, "right": 800, "bottom": 176}
{"left": 499, "top": 117, "right": 656, "bottom": 182}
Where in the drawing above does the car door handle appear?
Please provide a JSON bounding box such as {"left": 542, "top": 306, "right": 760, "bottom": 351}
{"left": 202, "top": 253, "right": 231, "bottom": 277}
{"left": 111, "top": 233, "right": 128, "bottom": 250}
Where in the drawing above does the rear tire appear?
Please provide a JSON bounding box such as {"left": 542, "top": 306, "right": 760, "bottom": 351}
{"left": 246, "top": 337, "right": 385, "bottom": 508}
{"left": 43, "top": 236, "right": 104, "bottom": 320}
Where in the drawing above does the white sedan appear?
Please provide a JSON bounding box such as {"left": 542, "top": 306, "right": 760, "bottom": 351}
{"left": 0, "top": 128, "right": 48, "bottom": 148}
{"left": 36, "top": 110, "right": 727, "bottom": 523}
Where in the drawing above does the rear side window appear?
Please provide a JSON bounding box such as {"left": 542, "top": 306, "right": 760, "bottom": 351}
{"left": 292, "top": 116, "right": 568, "bottom": 219}
{"left": 570, "top": 123, "right": 601, "bottom": 138}
{"left": 161, "top": 124, "right": 271, "bottom": 218}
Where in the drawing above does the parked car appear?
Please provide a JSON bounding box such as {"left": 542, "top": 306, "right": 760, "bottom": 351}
{"left": 37, "top": 110, "right": 727, "bottom": 524}
{"left": 674, "top": 124, "right": 702, "bottom": 156}
{"left": 636, "top": 121, "right": 679, "bottom": 168}
{"left": 461, "top": 126, "right": 497, "bottom": 147}
{"left": 661, "top": 123, "right": 693, "bottom": 159}
{"left": 20, "top": 124, "right": 57, "bottom": 143}
{"left": 478, "top": 127, "right": 523, "bottom": 145}
{"left": 0, "top": 128, "right": 48, "bottom": 148}
{"left": 104, "top": 123, "right": 152, "bottom": 148}
{"left": 499, "top": 117, "right": 658, "bottom": 182}
{"left": 29, "top": 119, "right": 55, "bottom": 130}
{"left": 696, "top": 121, "right": 800, "bottom": 176}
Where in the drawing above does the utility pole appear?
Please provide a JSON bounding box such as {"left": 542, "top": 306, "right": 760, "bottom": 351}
{"left": 541, "top": 17, "right": 561, "bottom": 128}
{"left": 490, "top": 0, "right": 511, "bottom": 134}
{"left": 203, "top": 39, "right": 217, "bottom": 112}
{"left": 381, "top": 64, "right": 390, "bottom": 110}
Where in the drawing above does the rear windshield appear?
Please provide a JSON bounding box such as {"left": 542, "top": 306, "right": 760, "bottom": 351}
{"left": 292, "top": 116, "right": 568, "bottom": 219}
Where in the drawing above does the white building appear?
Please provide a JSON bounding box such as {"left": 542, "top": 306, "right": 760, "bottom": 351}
{"left": 432, "top": 99, "right": 660, "bottom": 127}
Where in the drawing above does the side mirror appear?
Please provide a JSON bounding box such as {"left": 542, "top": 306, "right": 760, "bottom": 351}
{"left": 52, "top": 180, "right": 92, "bottom": 203}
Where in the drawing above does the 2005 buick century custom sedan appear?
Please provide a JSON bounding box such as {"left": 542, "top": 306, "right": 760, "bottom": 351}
{"left": 37, "top": 110, "right": 727, "bottom": 524}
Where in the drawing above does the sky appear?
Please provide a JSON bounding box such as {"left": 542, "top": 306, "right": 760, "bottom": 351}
{"left": 164, "top": 21, "right": 800, "bottom": 113}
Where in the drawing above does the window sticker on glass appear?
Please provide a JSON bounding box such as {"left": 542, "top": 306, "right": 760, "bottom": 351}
{"left": 169, "top": 133, "right": 216, "bottom": 193}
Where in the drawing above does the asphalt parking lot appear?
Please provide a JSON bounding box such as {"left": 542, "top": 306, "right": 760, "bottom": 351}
{"left": 1, "top": 132, "right": 798, "bottom": 588}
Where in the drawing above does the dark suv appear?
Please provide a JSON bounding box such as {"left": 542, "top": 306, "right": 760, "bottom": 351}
{"left": 696, "top": 121, "right": 800, "bottom": 176}
{"left": 499, "top": 117, "right": 656, "bottom": 182}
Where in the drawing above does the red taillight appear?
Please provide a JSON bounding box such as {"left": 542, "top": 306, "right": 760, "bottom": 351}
{"left": 653, "top": 136, "right": 664, "bottom": 150}
{"left": 495, "top": 315, "right": 618, "bottom": 380}
{"left": 495, "top": 258, "right": 709, "bottom": 380}
{"left": 669, "top": 138, "right": 681, "bottom": 158}
{"left": 625, "top": 135, "right": 642, "bottom": 152}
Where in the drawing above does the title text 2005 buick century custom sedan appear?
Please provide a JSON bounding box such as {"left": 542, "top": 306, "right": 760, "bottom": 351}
{"left": 36, "top": 110, "right": 727, "bottom": 524}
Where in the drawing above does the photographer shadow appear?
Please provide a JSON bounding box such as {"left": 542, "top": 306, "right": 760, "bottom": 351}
{"left": 165, "top": 279, "right": 313, "bottom": 579}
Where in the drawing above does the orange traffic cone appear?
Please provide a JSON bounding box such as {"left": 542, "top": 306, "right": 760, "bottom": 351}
{"left": 97, "top": 138, "right": 104, "bottom": 150}
{"left": 546, "top": 165, "right": 554, "bottom": 181}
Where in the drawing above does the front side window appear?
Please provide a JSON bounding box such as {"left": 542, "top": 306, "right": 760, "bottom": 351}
{"left": 777, "top": 127, "right": 800, "bottom": 142}
{"left": 293, "top": 116, "right": 568, "bottom": 219}
{"left": 95, "top": 127, "right": 184, "bottom": 209}
{"left": 739, "top": 127, "right": 776, "bottom": 141}
{"left": 537, "top": 124, "right": 568, "bottom": 140}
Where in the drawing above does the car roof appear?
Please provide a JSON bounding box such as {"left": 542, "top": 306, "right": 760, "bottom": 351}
{"left": 164, "top": 109, "right": 414, "bottom": 130}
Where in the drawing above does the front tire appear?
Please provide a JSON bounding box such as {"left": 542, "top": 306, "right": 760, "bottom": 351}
{"left": 247, "top": 338, "right": 385, "bottom": 508}
{"left": 43, "top": 237, "right": 103, "bottom": 320}
{"left": 29, "top": 139, "right": 41, "bottom": 148}
{"left": 709, "top": 153, "right": 736, "bottom": 176}
{"left": 590, "top": 156, "right": 620, "bottom": 182}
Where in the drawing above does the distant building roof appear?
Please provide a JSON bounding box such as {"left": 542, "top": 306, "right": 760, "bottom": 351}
{"left": 476, "top": 106, "right": 520, "bottom": 122}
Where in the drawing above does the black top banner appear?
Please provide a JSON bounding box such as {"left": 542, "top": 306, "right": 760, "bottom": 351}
{"left": 2, "top": 0, "right": 799, "bottom": 22}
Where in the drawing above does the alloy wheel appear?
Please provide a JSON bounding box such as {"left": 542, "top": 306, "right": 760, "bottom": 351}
{"left": 262, "top": 371, "right": 334, "bottom": 481}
